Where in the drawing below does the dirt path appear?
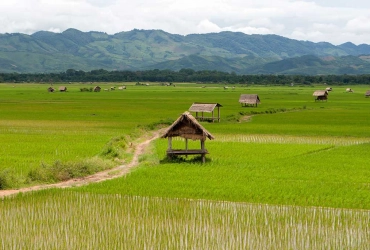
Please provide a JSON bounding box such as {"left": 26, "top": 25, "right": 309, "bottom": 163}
{"left": 0, "top": 130, "right": 162, "bottom": 198}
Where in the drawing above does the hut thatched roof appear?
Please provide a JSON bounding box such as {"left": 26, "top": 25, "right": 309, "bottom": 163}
{"left": 189, "top": 103, "right": 222, "bottom": 113}
{"left": 239, "top": 94, "right": 261, "bottom": 104}
{"left": 59, "top": 86, "right": 67, "bottom": 91}
{"left": 161, "top": 111, "right": 215, "bottom": 140}
{"left": 365, "top": 90, "right": 370, "bottom": 96}
{"left": 313, "top": 90, "right": 328, "bottom": 97}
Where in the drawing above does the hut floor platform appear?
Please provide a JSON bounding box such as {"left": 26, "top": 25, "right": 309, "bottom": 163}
{"left": 194, "top": 117, "right": 220, "bottom": 122}
{"left": 166, "top": 149, "right": 209, "bottom": 155}
{"left": 166, "top": 149, "right": 209, "bottom": 162}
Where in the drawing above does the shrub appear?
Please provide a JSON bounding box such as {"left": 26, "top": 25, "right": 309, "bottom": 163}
{"left": 0, "top": 169, "right": 18, "bottom": 190}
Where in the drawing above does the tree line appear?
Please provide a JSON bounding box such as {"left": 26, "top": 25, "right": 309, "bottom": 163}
{"left": 1, "top": 68, "right": 370, "bottom": 85}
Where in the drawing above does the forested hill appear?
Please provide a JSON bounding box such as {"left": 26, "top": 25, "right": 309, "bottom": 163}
{"left": 1, "top": 28, "right": 370, "bottom": 74}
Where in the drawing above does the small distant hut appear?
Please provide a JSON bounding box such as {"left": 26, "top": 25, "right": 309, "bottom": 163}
{"left": 365, "top": 90, "right": 370, "bottom": 97}
{"left": 239, "top": 94, "right": 261, "bottom": 107}
{"left": 161, "top": 111, "right": 214, "bottom": 163}
{"left": 313, "top": 90, "right": 328, "bottom": 101}
{"left": 189, "top": 102, "right": 222, "bottom": 122}
{"left": 47, "top": 87, "right": 55, "bottom": 92}
{"left": 93, "top": 86, "right": 101, "bottom": 92}
{"left": 59, "top": 86, "right": 67, "bottom": 92}
{"left": 346, "top": 88, "right": 353, "bottom": 92}
{"left": 325, "top": 87, "right": 332, "bottom": 91}
{"left": 118, "top": 86, "right": 126, "bottom": 90}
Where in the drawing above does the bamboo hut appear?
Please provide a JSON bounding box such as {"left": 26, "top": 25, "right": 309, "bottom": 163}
{"left": 93, "top": 86, "right": 101, "bottom": 92}
{"left": 325, "top": 87, "right": 332, "bottom": 91}
{"left": 346, "top": 88, "right": 353, "bottom": 92}
{"left": 313, "top": 90, "right": 328, "bottom": 101}
{"left": 47, "top": 87, "right": 55, "bottom": 92}
{"left": 59, "top": 86, "right": 67, "bottom": 92}
{"left": 239, "top": 94, "right": 261, "bottom": 107}
{"left": 161, "top": 111, "right": 214, "bottom": 163}
{"left": 365, "top": 90, "right": 370, "bottom": 97}
{"left": 189, "top": 103, "right": 222, "bottom": 122}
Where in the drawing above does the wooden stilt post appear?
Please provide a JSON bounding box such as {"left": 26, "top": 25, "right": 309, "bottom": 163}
{"left": 168, "top": 137, "right": 172, "bottom": 159}
{"left": 168, "top": 137, "right": 172, "bottom": 150}
{"left": 185, "top": 138, "right": 188, "bottom": 158}
{"left": 201, "top": 139, "right": 205, "bottom": 163}
{"left": 218, "top": 106, "right": 220, "bottom": 122}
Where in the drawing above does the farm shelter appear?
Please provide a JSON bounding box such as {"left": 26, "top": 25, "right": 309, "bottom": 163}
{"left": 47, "top": 87, "right": 55, "bottom": 92}
{"left": 326, "top": 87, "right": 332, "bottom": 91}
{"left": 189, "top": 102, "right": 223, "bottom": 122}
{"left": 161, "top": 111, "right": 215, "bottom": 163}
{"left": 239, "top": 94, "right": 261, "bottom": 107}
{"left": 365, "top": 90, "right": 370, "bottom": 97}
{"left": 93, "top": 86, "right": 101, "bottom": 92}
{"left": 59, "top": 86, "right": 67, "bottom": 92}
{"left": 313, "top": 90, "right": 328, "bottom": 101}
{"left": 346, "top": 88, "right": 353, "bottom": 92}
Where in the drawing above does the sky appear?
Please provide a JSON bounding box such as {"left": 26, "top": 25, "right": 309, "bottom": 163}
{"left": 1, "top": 0, "right": 370, "bottom": 45}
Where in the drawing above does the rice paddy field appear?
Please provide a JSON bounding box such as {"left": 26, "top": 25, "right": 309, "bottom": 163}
{"left": 1, "top": 82, "right": 370, "bottom": 248}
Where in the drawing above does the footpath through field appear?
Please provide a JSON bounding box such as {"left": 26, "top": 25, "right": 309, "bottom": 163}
{"left": 0, "top": 130, "right": 162, "bottom": 198}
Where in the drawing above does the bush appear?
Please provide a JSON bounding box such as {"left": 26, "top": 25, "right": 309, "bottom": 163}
{"left": 0, "top": 169, "right": 18, "bottom": 190}
{"left": 100, "top": 136, "right": 128, "bottom": 159}
{"left": 28, "top": 158, "right": 115, "bottom": 183}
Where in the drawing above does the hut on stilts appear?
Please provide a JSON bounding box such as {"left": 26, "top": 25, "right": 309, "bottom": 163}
{"left": 161, "top": 111, "right": 214, "bottom": 163}
{"left": 313, "top": 90, "right": 328, "bottom": 101}
{"left": 189, "top": 102, "right": 222, "bottom": 122}
{"left": 239, "top": 94, "right": 261, "bottom": 107}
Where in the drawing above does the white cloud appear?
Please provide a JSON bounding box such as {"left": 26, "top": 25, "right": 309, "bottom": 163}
{"left": 196, "top": 20, "right": 221, "bottom": 33}
{"left": 0, "top": 0, "right": 370, "bottom": 44}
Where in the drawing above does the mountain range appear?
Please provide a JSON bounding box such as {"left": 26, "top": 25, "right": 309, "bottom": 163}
{"left": 1, "top": 28, "right": 370, "bottom": 75}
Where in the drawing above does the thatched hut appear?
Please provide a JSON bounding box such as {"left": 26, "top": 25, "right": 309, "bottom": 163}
{"left": 189, "top": 103, "right": 222, "bottom": 122}
{"left": 365, "top": 90, "right": 370, "bottom": 97}
{"left": 59, "top": 86, "right": 67, "bottom": 92}
{"left": 313, "top": 90, "right": 328, "bottom": 101}
{"left": 47, "top": 87, "right": 55, "bottom": 92}
{"left": 346, "top": 88, "right": 353, "bottom": 92}
{"left": 161, "top": 111, "right": 214, "bottom": 163}
{"left": 239, "top": 94, "right": 261, "bottom": 107}
{"left": 93, "top": 86, "right": 101, "bottom": 92}
{"left": 325, "top": 87, "right": 332, "bottom": 91}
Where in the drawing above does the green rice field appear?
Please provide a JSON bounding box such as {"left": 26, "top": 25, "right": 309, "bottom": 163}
{"left": 1, "top": 82, "right": 370, "bottom": 248}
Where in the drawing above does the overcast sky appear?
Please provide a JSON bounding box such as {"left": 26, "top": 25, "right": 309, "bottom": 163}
{"left": 1, "top": 0, "right": 370, "bottom": 45}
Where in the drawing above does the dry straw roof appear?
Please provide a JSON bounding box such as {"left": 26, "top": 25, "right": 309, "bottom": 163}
{"left": 189, "top": 103, "right": 222, "bottom": 113}
{"left": 239, "top": 94, "right": 261, "bottom": 104}
{"left": 313, "top": 90, "right": 328, "bottom": 96}
{"left": 161, "top": 111, "right": 215, "bottom": 140}
{"left": 365, "top": 90, "right": 370, "bottom": 96}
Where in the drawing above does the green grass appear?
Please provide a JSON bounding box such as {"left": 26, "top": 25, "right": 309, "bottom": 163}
{"left": 1, "top": 83, "right": 370, "bottom": 194}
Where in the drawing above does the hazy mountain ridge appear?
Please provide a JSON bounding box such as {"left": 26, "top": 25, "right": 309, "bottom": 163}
{"left": 0, "top": 28, "right": 370, "bottom": 74}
